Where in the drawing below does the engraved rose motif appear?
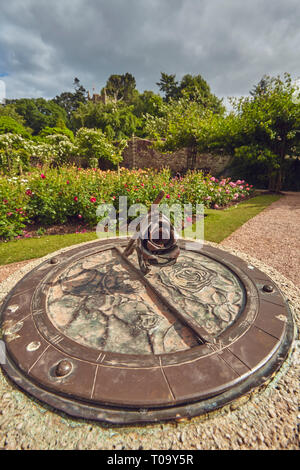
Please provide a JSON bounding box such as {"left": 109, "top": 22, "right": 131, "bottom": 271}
{"left": 157, "top": 256, "right": 244, "bottom": 335}
{"left": 159, "top": 261, "right": 215, "bottom": 298}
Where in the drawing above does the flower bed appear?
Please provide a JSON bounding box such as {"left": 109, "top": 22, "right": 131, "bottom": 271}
{"left": 0, "top": 167, "right": 254, "bottom": 240}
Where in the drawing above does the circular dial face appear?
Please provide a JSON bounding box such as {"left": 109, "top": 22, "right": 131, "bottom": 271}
{"left": 47, "top": 248, "right": 245, "bottom": 355}
{"left": 0, "top": 238, "right": 294, "bottom": 424}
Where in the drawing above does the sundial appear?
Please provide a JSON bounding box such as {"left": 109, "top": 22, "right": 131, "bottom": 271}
{"left": 0, "top": 195, "right": 295, "bottom": 424}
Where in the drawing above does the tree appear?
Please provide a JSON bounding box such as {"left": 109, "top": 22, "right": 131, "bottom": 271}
{"left": 72, "top": 101, "right": 141, "bottom": 139}
{"left": 53, "top": 77, "right": 87, "bottom": 124}
{"left": 149, "top": 73, "right": 300, "bottom": 192}
{"left": 156, "top": 73, "right": 179, "bottom": 102}
{"left": 0, "top": 116, "right": 32, "bottom": 138}
{"left": 130, "top": 90, "right": 164, "bottom": 118}
{"left": 0, "top": 104, "right": 27, "bottom": 126}
{"left": 231, "top": 73, "right": 300, "bottom": 192}
{"left": 179, "top": 74, "right": 225, "bottom": 114}
{"left": 104, "top": 73, "right": 137, "bottom": 103}
{"left": 145, "top": 98, "right": 211, "bottom": 168}
{"left": 156, "top": 72, "right": 224, "bottom": 113}
{"left": 249, "top": 75, "right": 270, "bottom": 97}
{"left": 8, "top": 98, "right": 67, "bottom": 134}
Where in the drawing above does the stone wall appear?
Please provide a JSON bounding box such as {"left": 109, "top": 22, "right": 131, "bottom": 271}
{"left": 121, "top": 137, "right": 232, "bottom": 175}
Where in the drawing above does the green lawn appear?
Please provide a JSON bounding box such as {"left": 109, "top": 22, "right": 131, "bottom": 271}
{"left": 203, "top": 193, "right": 281, "bottom": 243}
{"left": 0, "top": 194, "right": 281, "bottom": 265}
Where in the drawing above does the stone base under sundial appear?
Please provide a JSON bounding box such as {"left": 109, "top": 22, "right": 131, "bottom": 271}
{"left": 0, "top": 238, "right": 295, "bottom": 424}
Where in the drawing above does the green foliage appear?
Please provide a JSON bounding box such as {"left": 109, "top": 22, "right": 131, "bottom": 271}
{"left": 156, "top": 73, "right": 179, "bottom": 102}
{"left": 53, "top": 78, "right": 87, "bottom": 126}
{"left": 130, "top": 90, "right": 164, "bottom": 118}
{"left": 249, "top": 76, "right": 271, "bottom": 97}
{"left": 73, "top": 101, "right": 141, "bottom": 139}
{"left": 179, "top": 74, "right": 225, "bottom": 113}
{"left": 0, "top": 104, "right": 27, "bottom": 126}
{"left": 0, "top": 132, "right": 76, "bottom": 174}
{"left": 0, "top": 175, "right": 30, "bottom": 239}
{"left": 0, "top": 116, "right": 32, "bottom": 138}
{"left": 43, "top": 134, "right": 76, "bottom": 166}
{"left": 8, "top": 98, "right": 67, "bottom": 134}
{"left": 156, "top": 72, "right": 224, "bottom": 113}
{"left": 282, "top": 158, "right": 300, "bottom": 191}
{"left": 230, "top": 73, "right": 300, "bottom": 191}
{"left": 151, "top": 72, "right": 300, "bottom": 192}
{"left": 39, "top": 126, "right": 74, "bottom": 142}
{"left": 0, "top": 167, "right": 254, "bottom": 240}
{"left": 0, "top": 134, "right": 31, "bottom": 174}
{"left": 75, "top": 128, "right": 127, "bottom": 167}
{"left": 104, "top": 73, "right": 137, "bottom": 103}
{"left": 144, "top": 98, "right": 209, "bottom": 151}
{"left": 3, "top": 71, "right": 300, "bottom": 194}
{"left": 0, "top": 194, "right": 280, "bottom": 265}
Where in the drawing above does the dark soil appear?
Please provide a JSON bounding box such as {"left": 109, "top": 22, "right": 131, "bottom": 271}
{"left": 23, "top": 222, "right": 95, "bottom": 238}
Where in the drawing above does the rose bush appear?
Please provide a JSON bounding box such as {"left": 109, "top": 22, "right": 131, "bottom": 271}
{"left": 0, "top": 167, "right": 254, "bottom": 240}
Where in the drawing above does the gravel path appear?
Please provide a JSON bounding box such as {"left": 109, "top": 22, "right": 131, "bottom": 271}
{"left": 221, "top": 192, "right": 300, "bottom": 289}
{"left": 0, "top": 194, "right": 299, "bottom": 450}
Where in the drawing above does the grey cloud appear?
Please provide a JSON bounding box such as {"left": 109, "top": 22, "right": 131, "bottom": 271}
{"left": 0, "top": 0, "right": 300, "bottom": 103}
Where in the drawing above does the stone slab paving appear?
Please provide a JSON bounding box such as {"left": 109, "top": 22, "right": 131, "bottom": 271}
{"left": 0, "top": 196, "right": 299, "bottom": 450}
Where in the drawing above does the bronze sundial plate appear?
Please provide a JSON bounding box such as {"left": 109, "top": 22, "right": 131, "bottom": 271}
{"left": 0, "top": 238, "right": 294, "bottom": 424}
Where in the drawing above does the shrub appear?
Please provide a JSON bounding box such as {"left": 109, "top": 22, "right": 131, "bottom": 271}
{"left": 0, "top": 167, "right": 255, "bottom": 239}
{"left": 75, "top": 128, "right": 127, "bottom": 167}
{"left": 0, "top": 116, "right": 31, "bottom": 138}
{"left": 43, "top": 134, "right": 77, "bottom": 166}
{"left": 39, "top": 126, "right": 75, "bottom": 142}
{"left": 0, "top": 175, "right": 31, "bottom": 239}
{"left": 0, "top": 134, "right": 32, "bottom": 174}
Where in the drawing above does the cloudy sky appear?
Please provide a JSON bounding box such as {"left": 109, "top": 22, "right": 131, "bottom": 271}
{"left": 1, "top": 0, "right": 300, "bottom": 103}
